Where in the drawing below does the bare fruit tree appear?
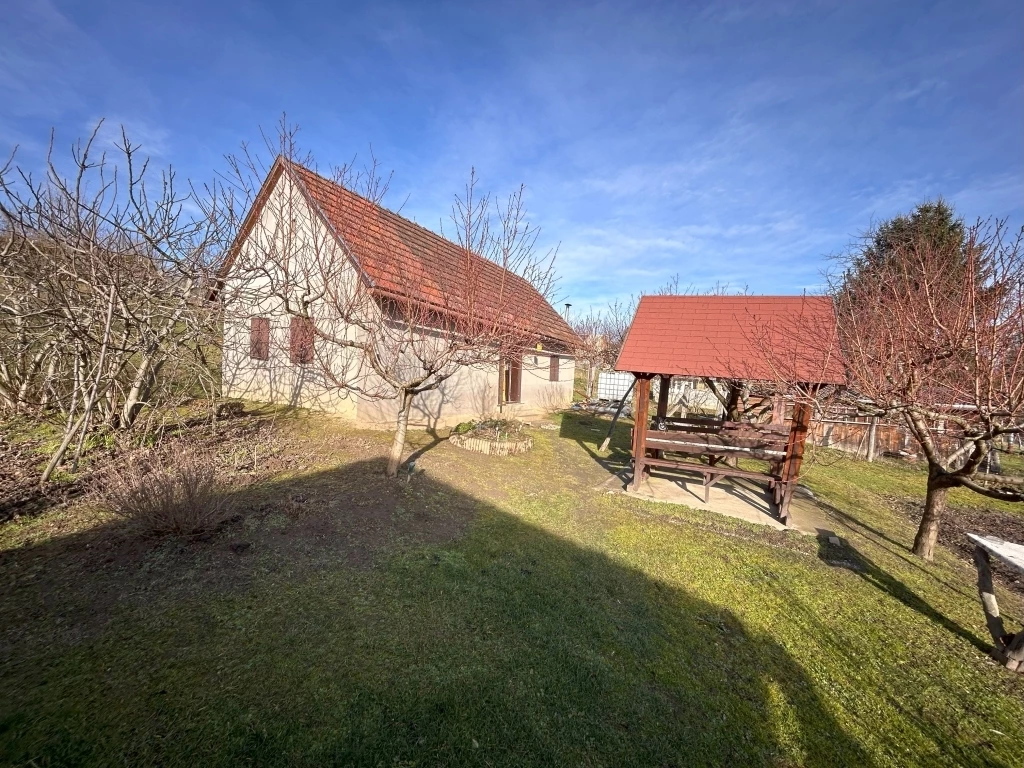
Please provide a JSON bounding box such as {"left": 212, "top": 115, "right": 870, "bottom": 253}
{"left": 836, "top": 212, "right": 1024, "bottom": 559}
{"left": 219, "top": 126, "right": 562, "bottom": 477}
{"left": 759, "top": 205, "right": 1024, "bottom": 561}
{"left": 0, "top": 124, "right": 222, "bottom": 484}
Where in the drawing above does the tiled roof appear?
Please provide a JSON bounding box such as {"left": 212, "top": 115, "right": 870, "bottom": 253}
{"left": 614, "top": 295, "right": 846, "bottom": 384}
{"left": 286, "top": 161, "right": 578, "bottom": 350}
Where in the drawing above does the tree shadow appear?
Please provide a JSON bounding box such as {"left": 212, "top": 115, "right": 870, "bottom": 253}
{"left": 404, "top": 393, "right": 451, "bottom": 466}
{"left": 816, "top": 536, "right": 988, "bottom": 653}
{"left": 820, "top": 499, "right": 984, "bottom": 603}
{"left": 2, "top": 458, "right": 881, "bottom": 766}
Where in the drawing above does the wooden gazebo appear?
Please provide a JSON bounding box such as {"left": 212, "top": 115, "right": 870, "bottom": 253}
{"left": 614, "top": 296, "right": 846, "bottom": 524}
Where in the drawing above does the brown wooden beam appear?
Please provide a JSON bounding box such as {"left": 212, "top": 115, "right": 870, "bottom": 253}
{"left": 631, "top": 374, "right": 653, "bottom": 492}
{"left": 653, "top": 376, "right": 671, "bottom": 458}
{"left": 779, "top": 390, "right": 814, "bottom": 524}
{"left": 656, "top": 375, "right": 671, "bottom": 418}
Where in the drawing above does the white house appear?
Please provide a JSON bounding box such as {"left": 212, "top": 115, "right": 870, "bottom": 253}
{"left": 218, "top": 158, "right": 578, "bottom": 428}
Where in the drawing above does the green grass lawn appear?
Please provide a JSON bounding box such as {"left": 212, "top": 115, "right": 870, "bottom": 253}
{"left": 1, "top": 410, "right": 1022, "bottom": 767}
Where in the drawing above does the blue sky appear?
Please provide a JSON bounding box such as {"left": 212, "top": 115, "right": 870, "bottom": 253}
{"left": 2, "top": 0, "right": 1021, "bottom": 312}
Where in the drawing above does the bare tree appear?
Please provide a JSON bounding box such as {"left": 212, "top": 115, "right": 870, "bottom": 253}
{"left": 756, "top": 207, "right": 1024, "bottom": 561}
{"left": 220, "top": 124, "right": 562, "bottom": 477}
{"left": 569, "top": 296, "right": 636, "bottom": 399}
{"left": 0, "top": 123, "right": 222, "bottom": 483}
{"left": 837, "top": 214, "right": 1024, "bottom": 559}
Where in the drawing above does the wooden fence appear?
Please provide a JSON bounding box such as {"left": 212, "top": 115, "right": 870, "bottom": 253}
{"left": 809, "top": 417, "right": 912, "bottom": 460}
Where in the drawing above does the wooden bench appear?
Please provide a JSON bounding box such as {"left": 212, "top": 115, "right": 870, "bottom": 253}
{"left": 633, "top": 417, "right": 794, "bottom": 509}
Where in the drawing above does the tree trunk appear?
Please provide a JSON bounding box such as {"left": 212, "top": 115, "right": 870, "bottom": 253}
{"left": 386, "top": 389, "right": 415, "bottom": 478}
{"left": 120, "top": 352, "right": 164, "bottom": 428}
{"left": 912, "top": 470, "right": 949, "bottom": 561}
{"left": 41, "top": 410, "right": 89, "bottom": 486}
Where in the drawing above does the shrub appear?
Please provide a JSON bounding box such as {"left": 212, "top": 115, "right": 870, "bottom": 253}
{"left": 464, "top": 419, "right": 526, "bottom": 442}
{"left": 103, "top": 447, "right": 234, "bottom": 536}
{"left": 453, "top": 421, "right": 476, "bottom": 435}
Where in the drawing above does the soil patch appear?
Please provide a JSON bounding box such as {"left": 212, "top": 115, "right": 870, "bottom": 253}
{"left": 893, "top": 497, "right": 1024, "bottom": 595}
{"left": 0, "top": 434, "right": 86, "bottom": 523}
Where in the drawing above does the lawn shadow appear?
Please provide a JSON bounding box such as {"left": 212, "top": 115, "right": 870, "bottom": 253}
{"left": 3, "top": 458, "right": 879, "bottom": 766}
{"left": 558, "top": 411, "right": 633, "bottom": 474}
{"left": 821, "top": 499, "right": 984, "bottom": 604}
{"left": 816, "top": 536, "right": 988, "bottom": 653}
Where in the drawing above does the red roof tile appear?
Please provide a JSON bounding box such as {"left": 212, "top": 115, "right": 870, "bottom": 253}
{"left": 286, "top": 160, "right": 578, "bottom": 349}
{"left": 615, "top": 295, "right": 846, "bottom": 384}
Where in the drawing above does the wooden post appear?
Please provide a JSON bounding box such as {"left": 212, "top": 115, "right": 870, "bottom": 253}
{"left": 631, "top": 374, "right": 652, "bottom": 492}
{"left": 497, "top": 358, "right": 505, "bottom": 414}
{"left": 770, "top": 395, "right": 786, "bottom": 425}
{"left": 656, "top": 375, "right": 671, "bottom": 418}
{"left": 779, "top": 389, "right": 814, "bottom": 524}
{"left": 866, "top": 417, "right": 878, "bottom": 462}
{"left": 972, "top": 544, "right": 1024, "bottom": 671}
{"left": 599, "top": 378, "right": 635, "bottom": 453}
{"left": 653, "top": 375, "right": 671, "bottom": 459}
{"left": 973, "top": 545, "right": 1008, "bottom": 646}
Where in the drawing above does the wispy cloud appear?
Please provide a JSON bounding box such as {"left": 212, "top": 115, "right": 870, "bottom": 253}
{"left": 0, "top": 0, "right": 1020, "bottom": 312}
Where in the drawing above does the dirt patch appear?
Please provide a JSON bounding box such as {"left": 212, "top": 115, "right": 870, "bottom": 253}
{"left": 0, "top": 411, "right": 474, "bottom": 654}
{"left": 0, "top": 434, "right": 87, "bottom": 523}
{"left": 893, "top": 497, "right": 1024, "bottom": 595}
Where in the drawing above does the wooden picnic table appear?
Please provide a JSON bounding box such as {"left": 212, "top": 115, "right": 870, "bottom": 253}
{"left": 968, "top": 533, "right": 1024, "bottom": 672}
{"left": 632, "top": 415, "right": 797, "bottom": 518}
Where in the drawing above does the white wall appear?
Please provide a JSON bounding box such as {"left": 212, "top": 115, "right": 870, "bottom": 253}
{"left": 355, "top": 352, "right": 575, "bottom": 429}
{"left": 221, "top": 172, "right": 365, "bottom": 419}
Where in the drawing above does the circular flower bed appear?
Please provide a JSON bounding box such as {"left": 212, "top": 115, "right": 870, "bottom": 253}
{"left": 448, "top": 419, "right": 533, "bottom": 456}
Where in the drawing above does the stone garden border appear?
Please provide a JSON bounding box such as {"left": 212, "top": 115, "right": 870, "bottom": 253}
{"left": 448, "top": 432, "right": 534, "bottom": 456}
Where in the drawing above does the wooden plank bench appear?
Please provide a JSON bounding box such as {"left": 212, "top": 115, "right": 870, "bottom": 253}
{"left": 633, "top": 417, "right": 793, "bottom": 507}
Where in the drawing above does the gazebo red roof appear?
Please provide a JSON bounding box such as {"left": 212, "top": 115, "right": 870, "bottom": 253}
{"left": 614, "top": 295, "right": 846, "bottom": 384}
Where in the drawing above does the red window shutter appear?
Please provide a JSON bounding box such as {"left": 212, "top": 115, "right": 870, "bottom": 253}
{"left": 549, "top": 355, "right": 559, "bottom": 382}
{"left": 250, "top": 317, "right": 270, "bottom": 360}
{"left": 289, "top": 317, "right": 314, "bottom": 364}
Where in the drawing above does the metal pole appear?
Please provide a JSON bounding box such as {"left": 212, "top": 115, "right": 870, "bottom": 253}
{"left": 599, "top": 378, "right": 636, "bottom": 452}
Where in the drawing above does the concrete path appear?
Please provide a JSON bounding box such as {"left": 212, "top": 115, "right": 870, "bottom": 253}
{"left": 600, "top": 465, "right": 833, "bottom": 536}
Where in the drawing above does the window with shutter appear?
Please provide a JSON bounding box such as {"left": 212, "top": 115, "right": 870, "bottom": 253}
{"left": 548, "top": 355, "right": 559, "bottom": 382}
{"left": 289, "top": 316, "right": 315, "bottom": 365}
{"left": 249, "top": 317, "right": 270, "bottom": 361}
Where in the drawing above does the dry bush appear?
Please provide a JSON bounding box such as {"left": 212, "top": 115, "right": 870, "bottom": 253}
{"left": 103, "top": 447, "right": 235, "bottom": 536}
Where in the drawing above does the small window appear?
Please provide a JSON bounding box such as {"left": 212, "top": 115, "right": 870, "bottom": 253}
{"left": 249, "top": 317, "right": 270, "bottom": 361}
{"left": 549, "top": 355, "right": 560, "bottom": 382}
{"left": 289, "top": 316, "right": 315, "bottom": 365}
{"left": 503, "top": 358, "right": 522, "bottom": 403}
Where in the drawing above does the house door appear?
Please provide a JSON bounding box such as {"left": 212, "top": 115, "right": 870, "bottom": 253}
{"left": 503, "top": 358, "right": 522, "bottom": 403}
